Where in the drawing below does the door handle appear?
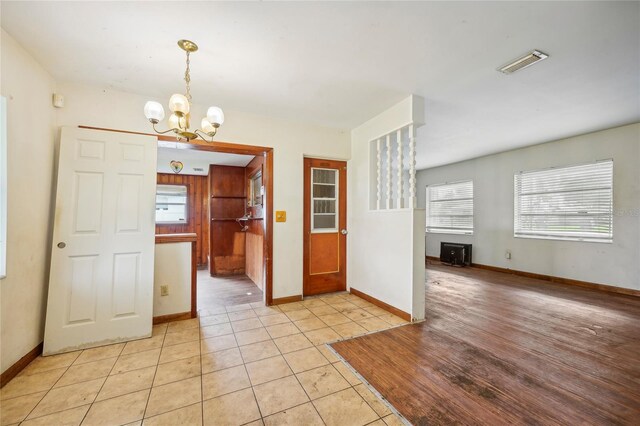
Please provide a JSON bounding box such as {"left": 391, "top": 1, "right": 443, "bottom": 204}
{"left": 57, "top": 242, "right": 66, "bottom": 249}
{"left": 341, "top": 229, "right": 348, "bottom": 235}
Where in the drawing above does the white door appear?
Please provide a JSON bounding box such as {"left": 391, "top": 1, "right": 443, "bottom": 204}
{"left": 43, "top": 127, "right": 157, "bottom": 355}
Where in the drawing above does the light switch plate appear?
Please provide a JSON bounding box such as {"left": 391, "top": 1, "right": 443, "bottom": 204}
{"left": 275, "top": 211, "right": 286, "bottom": 222}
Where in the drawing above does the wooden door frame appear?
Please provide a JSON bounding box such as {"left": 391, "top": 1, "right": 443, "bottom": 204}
{"left": 79, "top": 126, "right": 275, "bottom": 306}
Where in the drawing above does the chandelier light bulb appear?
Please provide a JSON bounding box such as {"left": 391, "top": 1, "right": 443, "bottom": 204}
{"left": 168, "top": 113, "right": 181, "bottom": 130}
{"left": 143, "top": 40, "right": 223, "bottom": 142}
{"left": 201, "top": 118, "right": 215, "bottom": 134}
{"left": 169, "top": 94, "right": 190, "bottom": 115}
{"left": 144, "top": 101, "right": 165, "bottom": 122}
{"left": 206, "top": 106, "right": 225, "bottom": 126}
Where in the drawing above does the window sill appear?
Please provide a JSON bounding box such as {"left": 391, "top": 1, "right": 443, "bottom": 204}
{"left": 426, "top": 230, "right": 473, "bottom": 236}
{"left": 514, "top": 234, "right": 612, "bottom": 244}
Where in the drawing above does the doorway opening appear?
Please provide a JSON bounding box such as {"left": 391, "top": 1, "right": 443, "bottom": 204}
{"left": 79, "top": 127, "right": 274, "bottom": 313}
{"left": 155, "top": 138, "right": 274, "bottom": 311}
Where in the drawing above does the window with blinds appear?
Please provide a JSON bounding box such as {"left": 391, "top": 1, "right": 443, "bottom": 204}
{"left": 514, "top": 160, "right": 613, "bottom": 243}
{"left": 426, "top": 180, "right": 474, "bottom": 234}
{"left": 155, "top": 184, "right": 188, "bottom": 224}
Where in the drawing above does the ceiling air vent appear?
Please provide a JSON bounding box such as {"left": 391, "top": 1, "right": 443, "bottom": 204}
{"left": 193, "top": 167, "right": 205, "bottom": 172}
{"left": 499, "top": 50, "right": 549, "bottom": 74}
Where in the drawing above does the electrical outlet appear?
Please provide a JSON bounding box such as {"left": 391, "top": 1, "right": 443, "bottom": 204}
{"left": 505, "top": 250, "right": 512, "bottom": 260}
{"left": 160, "top": 285, "right": 169, "bottom": 296}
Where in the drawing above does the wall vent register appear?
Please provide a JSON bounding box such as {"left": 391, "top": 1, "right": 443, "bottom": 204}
{"left": 499, "top": 50, "right": 549, "bottom": 74}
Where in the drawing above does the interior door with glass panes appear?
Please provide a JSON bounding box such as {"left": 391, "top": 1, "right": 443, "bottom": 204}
{"left": 303, "top": 157, "right": 347, "bottom": 295}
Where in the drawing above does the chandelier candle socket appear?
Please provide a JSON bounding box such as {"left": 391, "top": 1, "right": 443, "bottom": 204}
{"left": 143, "top": 39, "right": 224, "bottom": 142}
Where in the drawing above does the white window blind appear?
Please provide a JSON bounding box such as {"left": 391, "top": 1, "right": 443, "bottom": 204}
{"left": 155, "top": 185, "right": 188, "bottom": 224}
{"left": 514, "top": 160, "right": 613, "bottom": 243}
{"left": 426, "top": 180, "right": 473, "bottom": 234}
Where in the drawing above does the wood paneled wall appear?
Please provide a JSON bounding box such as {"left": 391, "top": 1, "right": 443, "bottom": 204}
{"left": 155, "top": 173, "right": 209, "bottom": 266}
{"left": 245, "top": 156, "right": 265, "bottom": 288}
{"left": 209, "top": 165, "right": 247, "bottom": 276}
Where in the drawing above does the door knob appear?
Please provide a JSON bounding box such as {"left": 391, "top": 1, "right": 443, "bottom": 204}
{"left": 57, "top": 242, "right": 66, "bottom": 249}
{"left": 341, "top": 229, "right": 348, "bottom": 235}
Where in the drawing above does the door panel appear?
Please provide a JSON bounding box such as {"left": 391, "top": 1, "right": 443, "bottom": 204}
{"left": 303, "top": 158, "right": 347, "bottom": 296}
{"left": 44, "top": 127, "right": 157, "bottom": 355}
{"left": 309, "top": 233, "right": 340, "bottom": 275}
{"left": 67, "top": 255, "right": 99, "bottom": 324}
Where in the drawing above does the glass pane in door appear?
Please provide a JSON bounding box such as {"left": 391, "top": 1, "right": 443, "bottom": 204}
{"left": 311, "top": 168, "right": 338, "bottom": 232}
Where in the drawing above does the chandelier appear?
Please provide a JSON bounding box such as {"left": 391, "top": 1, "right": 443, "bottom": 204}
{"left": 143, "top": 40, "right": 224, "bottom": 142}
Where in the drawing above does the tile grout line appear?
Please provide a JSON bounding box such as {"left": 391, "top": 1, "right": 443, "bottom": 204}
{"left": 235, "top": 307, "right": 265, "bottom": 424}
{"left": 140, "top": 325, "right": 168, "bottom": 421}
{"left": 11, "top": 292, "right": 405, "bottom": 425}
{"left": 19, "top": 348, "right": 179, "bottom": 423}
{"left": 17, "top": 349, "right": 84, "bottom": 423}
{"left": 78, "top": 343, "right": 127, "bottom": 425}
{"left": 23, "top": 343, "right": 128, "bottom": 425}
{"left": 199, "top": 313, "right": 205, "bottom": 426}
{"left": 275, "top": 332, "right": 328, "bottom": 426}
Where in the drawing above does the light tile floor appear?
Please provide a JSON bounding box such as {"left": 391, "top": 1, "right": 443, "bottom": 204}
{"left": 1, "top": 293, "right": 409, "bottom": 426}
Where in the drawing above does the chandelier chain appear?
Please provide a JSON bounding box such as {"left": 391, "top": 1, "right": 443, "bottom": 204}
{"left": 184, "top": 51, "right": 192, "bottom": 104}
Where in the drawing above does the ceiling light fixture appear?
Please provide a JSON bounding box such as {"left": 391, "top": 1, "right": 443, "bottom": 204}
{"left": 144, "top": 40, "right": 224, "bottom": 142}
{"left": 498, "top": 50, "right": 549, "bottom": 74}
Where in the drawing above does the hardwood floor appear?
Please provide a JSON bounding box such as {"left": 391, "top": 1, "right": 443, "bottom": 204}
{"left": 197, "top": 268, "right": 263, "bottom": 312}
{"left": 331, "top": 261, "right": 640, "bottom": 425}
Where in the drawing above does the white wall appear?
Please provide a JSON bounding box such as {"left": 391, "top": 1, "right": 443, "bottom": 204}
{"left": 154, "top": 243, "right": 192, "bottom": 317}
{"left": 417, "top": 123, "right": 640, "bottom": 291}
{"left": 0, "top": 30, "right": 57, "bottom": 372}
{"left": 348, "top": 96, "right": 426, "bottom": 319}
{"left": 55, "top": 82, "right": 351, "bottom": 299}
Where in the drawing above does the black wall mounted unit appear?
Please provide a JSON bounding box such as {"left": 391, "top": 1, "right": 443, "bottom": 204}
{"left": 440, "top": 242, "right": 472, "bottom": 266}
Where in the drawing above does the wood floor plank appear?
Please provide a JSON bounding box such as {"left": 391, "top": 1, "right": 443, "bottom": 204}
{"left": 331, "top": 262, "right": 640, "bottom": 425}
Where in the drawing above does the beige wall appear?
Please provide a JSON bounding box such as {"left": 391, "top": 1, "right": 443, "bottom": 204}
{"left": 347, "top": 96, "right": 426, "bottom": 319}
{"left": 154, "top": 243, "right": 192, "bottom": 317}
{"left": 0, "top": 30, "right": 57, "bottom": 372}
{"left": 0, "top": 30, "right": 350, "bottom": 373}
{"left": 55, "top": 82, "right": 351, "bottom": 300}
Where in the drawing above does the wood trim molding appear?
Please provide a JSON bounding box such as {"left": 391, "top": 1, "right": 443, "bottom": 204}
{"left": 190, "top": 238, "right": 197, "bottom": 318}
{"left": 153, "top": 311, "right": 192, "bottom": 325}
{"left": 426, "top": 256, "right": 640, "bottom": 298}
{"left": 349, "top": 288, "right": 412, "bottom": 322}
{"left": 78, "top": 126, "right": 273, "bottom": 155}
{"left": 272, "top": 295, "right": 303, "bottom": 305}
{"left": 1, "top": 342, "right": 43, "bottom": 388}
{"left": 264, "top": 150, "right": 274, "bottom": 306}
{"left": 155, "top": 233, "right": 197, "bottom": 244}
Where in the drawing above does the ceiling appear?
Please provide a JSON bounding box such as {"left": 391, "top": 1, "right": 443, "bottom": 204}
{"left": 2, "top": 2, "right": 638, "bottom": 169}
{"left": 157, "top": 146, "right": 254, "bottom": 176}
